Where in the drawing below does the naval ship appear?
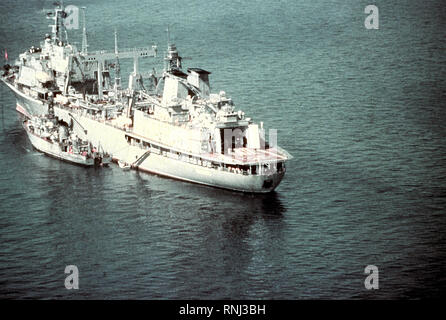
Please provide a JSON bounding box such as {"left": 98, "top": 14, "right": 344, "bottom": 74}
{"left": 23, "top": 110, "right": 111, "bottom": 167}
{"left": 1, "top": 3, "right": 292, "bottom": 193}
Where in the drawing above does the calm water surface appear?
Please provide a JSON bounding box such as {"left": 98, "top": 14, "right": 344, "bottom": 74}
{"left": 0, "top": 0, "right": 445, "bottom": 299}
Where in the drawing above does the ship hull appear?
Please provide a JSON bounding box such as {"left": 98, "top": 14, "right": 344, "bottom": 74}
{"left": 24, "top": 125, "right": 95, "bottom": 166}
{"left": 6, "top": 82, "right": 284, "bottom": 193}
{"left": 135, "top": 153, "right": 285, "bottom": 193}
{"left": 55, "top": 108, "right": 285, "bottom": 193}
{"left": 2, "top": 80, "right": 46, "bottom": 118}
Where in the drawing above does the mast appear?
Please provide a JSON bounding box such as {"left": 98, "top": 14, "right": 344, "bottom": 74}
{"left": 81, "top": 7, "right": 88, "bottom": 54}
{"left": 114, "top": 29, "right": 121, "bottom": 92}
{"left": 167, "top": 25, "right": 171, "bottom": 46}
{"left": 97, "top": 60, "right": 103, "bottom": 100}
{"left": 49, "top": 1, "right": 67, "bottom": 45}
{"left": 164, "top": 25, "right": 182, "bottom": 72}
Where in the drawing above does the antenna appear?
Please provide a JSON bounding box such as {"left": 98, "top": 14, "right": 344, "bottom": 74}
{"left": 114, "top": 28, "right": 121, "bottom": 92}
{"left": 166, "top": 25, "right": 171, "bottom": 46}
{"left": 114, "top": 28, "right": 118, "bottom": 54}
{"left": 164, "top": 24, "right": 182, "bottom": 72}
{"left": 81, "top": 7, "right": 88, "bottom": 54}
{"left": 166, "top": 23, "right": 177, "bottom": 47}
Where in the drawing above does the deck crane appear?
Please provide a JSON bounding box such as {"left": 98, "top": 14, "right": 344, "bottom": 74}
{"left": 75, "top": 42, "right": 157, "bottom": 100}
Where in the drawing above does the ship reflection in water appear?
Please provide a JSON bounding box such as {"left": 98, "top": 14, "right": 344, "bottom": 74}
{"left": 8, "top": 158, "right": 288, "bottom": 299}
